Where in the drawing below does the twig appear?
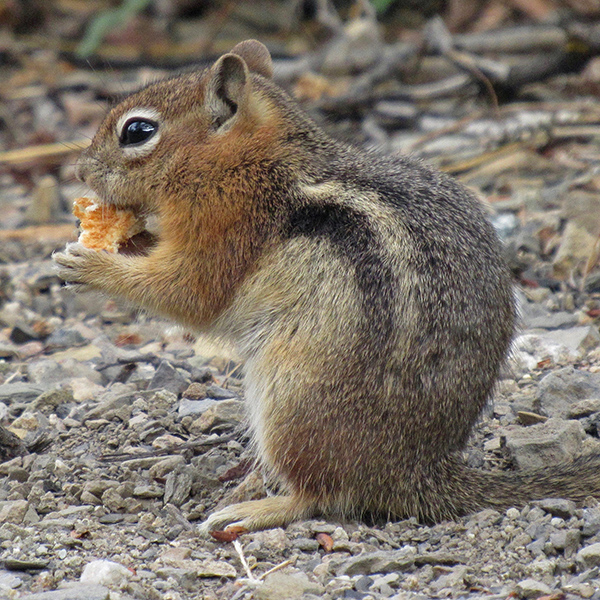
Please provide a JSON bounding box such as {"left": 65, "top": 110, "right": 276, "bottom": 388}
{"left": 0, "top": 140, "right": 90, "bottom": 166}
{"left": 233, "top": 539, "right": 256, "bottom": 582}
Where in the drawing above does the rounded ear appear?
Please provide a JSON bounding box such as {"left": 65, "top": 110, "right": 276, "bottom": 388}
{"left": 229, "top": 39, "right": 273, "bottom": 79}
{"left": 205, "top": 53, "right": 248, "bottom": 128}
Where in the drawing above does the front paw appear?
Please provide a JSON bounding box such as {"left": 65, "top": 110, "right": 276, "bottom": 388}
{"left": 53, "top": 242, "right": 108, "bottom": 290}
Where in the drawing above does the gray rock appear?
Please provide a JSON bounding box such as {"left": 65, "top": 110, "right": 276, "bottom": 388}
{"left": 504, "top": 418, "right": 586, "bottom": 469}
{"left": 337, "top": 549, "right": 415, "bottom": 576}
{"left": 206, "top": 384, "right": 237, "bottom": 399}
{"left": 535, "top": 367, "right": 600, "bottom": 418}
{"left": 568, "top": 398, "right": 600, "bottom": 418}
{"left": 177, "top": 398, "right": 217, "bottom": 418}
{"left": 28, "top": 387, "right": 74, "bottom": 413}
{"left": 0, "top": 569, "right": 22, "bottom": 590}
{"left": 539, "top": 326, "right": 600, "bottom": 356}
{"left": 582, "top": 507, "right": 600, "bottom": 537}
{"left": 577, "top": 543, "right": 600, "bottom": 569}
{"left": 80, "top": 559, "right": 132, "bottom": 586}
{"left": 515, "top": 578, "right": 553, "bottom": 598}
{"left": 520, "top": 301, "right": 578, "bottom": 329}
{"left": 190, "top": 399, "right": 245, "bottom": 433}
{"left": 13, "top": 585, "right": 109, "bottom": 600}
{"left": 164, "top": 467, "right": 194, "bottom": 506}
{"left": 45, "top": 327, "right": 87, "bottom": 351}
{"left": 148, "top": 361, "right": 190, "bottom": 395}
{"left": 537, "top": 498, "right": 577, "bottom": 519}
{"left": 549, "top": 529, "right": 581, "bottom": 556}
{"left": 430, "top": 565, "right": 468, "bottom": 592}
{"left": 255, "top": 571, "right": 323, "bottom": 599}
{"left": 0, "top": 383, "right": 46, "bottom": 405}
{"left": 82, "top": 387, "right": 137, "bottom": 422}
{"left": 0, "top": 499, "right": 30, "bottom": 523}
{"left": 10, "top": 322, "right": 41, "bottom": 344}
{"left": 196, "top": 559, "right": 237, "bottom": 578}
{"left": 27, "top": 360, "right": 68, "bottom": 385}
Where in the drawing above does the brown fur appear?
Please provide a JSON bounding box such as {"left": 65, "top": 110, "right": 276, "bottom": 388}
{"left": 54, "top": 40, "right": 600, "bottom": 534}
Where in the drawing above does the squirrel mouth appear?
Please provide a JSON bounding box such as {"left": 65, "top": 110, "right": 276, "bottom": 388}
{"left": 117, "top": 209, "right": 159, "bottom": 257}
{"left": 118, "top": 229, "right": 158, "bottom": 257}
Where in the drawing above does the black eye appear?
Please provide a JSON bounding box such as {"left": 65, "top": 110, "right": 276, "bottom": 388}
{"left": 119, "top": 119, "right": 157, "bottom": 146}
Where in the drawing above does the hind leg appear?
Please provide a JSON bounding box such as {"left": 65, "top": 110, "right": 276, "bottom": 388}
{"left": 199, "top": 494, "right": 316, "bottom": 535}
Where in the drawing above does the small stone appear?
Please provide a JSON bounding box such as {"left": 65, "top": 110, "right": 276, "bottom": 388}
{"left": 182, "top": 382, "right": 208, "bottom": 400}
{"left": 568, "top": 398, "right": 600, "bottom": 418}
{"left": 0, "top": 570, "right": 22, "bottom": 590}
{"left": 196, "top": 559, "right": 237, "bottom": 578}
{"left": 504, "top": 418, "right": 586, "bottom": 469}
{"left": 539, "top": 326, "right": 600, "bottom": 357}
{"left": 576, "top": 542, "right": 600, "bottom": 569}
{"left": 164, "top": 466, "right": 194, "bottom": 506}
{"left": 515, "top": 578, "right": 553, "bottom": 598}
{"left": 24, "top": 174, "right": 61, "bottom": 224}
{"left": 582, "top": 506, "right": 600, "bottom": 537}
{"left": 80, "top": 559, "right": 132, "bottom": 586}
{"left": 430, "top": 566, "right": 468, "bottom": 592}
{"left": 22, "top": 584, "right": 110, "bottom": 600}
{"left": 29, "top": 387, "right": 74, "bottom": 413}
{"left": 69, "top": 378, "right": 105, "bottom": 402}
{"left": 337, "top": 549, "right": 415, "bottom": 576}
{"left": 0, "top": 499, "right": 29, "bottom": 524}
{"left": 148, "top": 455, "right": 186, "bottom": 479}
{"left": 9, "top": 322, "right": 41, "bottom": 344}
{"left": 101, "top": 487, "right": 126, "bottom": 512}
{"left": 206, "top": 384, "right": 237, "bottom": 399}
{"left": 0, "top": 383, "right": 46, "bottom": 405}
{"left": 177, "top": 398, "right": 217, "bottom": 418}
{"left": 45, "top": 327, "right": 87, "bottom": 351}
{"left": 537, "top": 498, "right": 577, "bottom": 519}
{"left": 191, "top": 399, "right": 245, "bottom": 433}
{"left": 133, "top": 484, "right": 164, "bottom": 499}
{"left": 148, "top": 360, "right": 190, "bottom": 395}
{"left": 159, "top": 546, "right": 192, "bottom": 567}
{"left": 255, "top": 571, "right": 323, "bottom": 599}
{"left": 549, "top": 529, "right": 581, "bottom": 555}
{"left": 506, "top": 507, "right": 520, "bottom": 520}
{"left": 517, "top": 411, "right": 547, "bottom": 426}
{"left": 3, "top": 557, "right": 49, "bottom": 570}
{"left": 535, "top": 366, "right": 600, "bottom": 419}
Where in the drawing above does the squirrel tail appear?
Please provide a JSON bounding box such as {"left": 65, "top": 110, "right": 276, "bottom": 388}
{"left": 412, "top": 454, "right": 600, "bottom": 522}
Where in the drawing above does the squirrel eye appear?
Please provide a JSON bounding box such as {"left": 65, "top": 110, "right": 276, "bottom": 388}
{"left": 119, "top": 119, "right": 158, "bottom": 146}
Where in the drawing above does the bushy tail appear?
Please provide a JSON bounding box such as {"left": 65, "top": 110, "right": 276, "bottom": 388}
{"left": 415, "top": 454, "right": 600, "bottom": 522}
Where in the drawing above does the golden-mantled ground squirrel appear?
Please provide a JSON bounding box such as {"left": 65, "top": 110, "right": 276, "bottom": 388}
{"left": 54, "top": 40, "right": 600, "bottom": 534}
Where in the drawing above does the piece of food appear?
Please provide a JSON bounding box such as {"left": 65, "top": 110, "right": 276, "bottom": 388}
{"left": 73, "top": 196, "right": 145, "bottom": 252}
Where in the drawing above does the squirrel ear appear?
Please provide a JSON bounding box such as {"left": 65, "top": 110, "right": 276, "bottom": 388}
{"left": 205, "top": 53, "right": 248, "bottom": 128}
{"left": 229, "top": 39, "right": 273, "bottom": 79}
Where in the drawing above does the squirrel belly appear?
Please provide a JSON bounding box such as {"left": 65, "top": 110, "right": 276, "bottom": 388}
{"left": 54, "top": 39, "right": 600, "bottom": 533}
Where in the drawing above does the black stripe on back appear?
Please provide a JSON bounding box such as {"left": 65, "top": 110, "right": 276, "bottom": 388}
{"left": 286, "top": 203, "right": 395, "bottom": 341}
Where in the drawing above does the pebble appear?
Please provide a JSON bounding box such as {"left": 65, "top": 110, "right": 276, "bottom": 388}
{"left": 515, "top": 578, "right": 553, "bottom": 598}
{"left": 148, "top": 360, "right": 190, "bottom": 395}
{"left": 576, "top": 543, "right": 600, "bottom": 569}
{"left": 338, "top": 549, "right": 415, "bottom": 576}
{"left": 536, "top": 366, "right": 600, "bottom": 418}
{"left": 79, "top": 559, "right": 133, "bottom": 586}
{"left": 17, "top": 584, "right": 110, "bottom": 600}
{"left": 504, "top": 417, "right": 586, "bottom": 469}
{"left": 255, "top": 571, "right": 323, "bottom": 599}
{"left": 190, "top": 399, "right": 245, "bottom": 433}
{"left": 0, "top": 383, "right": 46, "bottom": 404}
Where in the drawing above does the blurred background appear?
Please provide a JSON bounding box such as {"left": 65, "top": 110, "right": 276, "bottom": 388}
{"left": 1, "top": 0, "right": 600, "bottom": 289}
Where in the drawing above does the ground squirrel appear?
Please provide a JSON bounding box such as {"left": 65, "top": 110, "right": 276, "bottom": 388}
{"left": 54, "top": 40, "right": 600, "bottom": 534}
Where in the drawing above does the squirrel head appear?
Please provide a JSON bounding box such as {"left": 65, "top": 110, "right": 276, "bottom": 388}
{"left": 76, "top": 40, "right": 278, "bottom": 214}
